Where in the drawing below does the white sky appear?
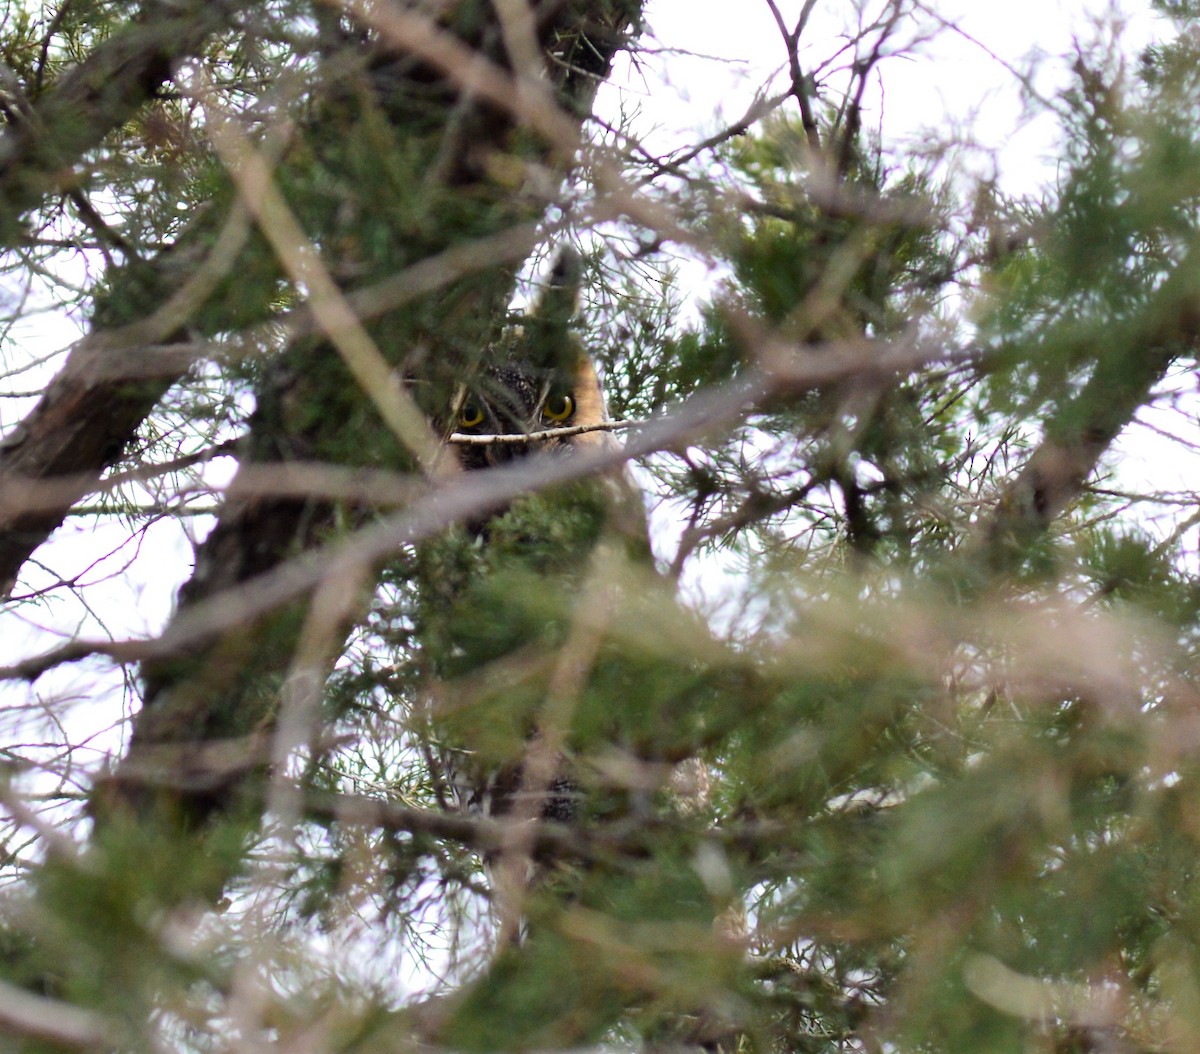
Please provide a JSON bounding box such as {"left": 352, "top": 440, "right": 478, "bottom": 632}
{"left": 625, "top": 0, "right": 1165, "bottom": 190}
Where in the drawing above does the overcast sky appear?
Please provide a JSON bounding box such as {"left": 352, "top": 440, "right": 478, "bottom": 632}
{"left": 609, "top": 0, "right": 1164, "bottom": 190}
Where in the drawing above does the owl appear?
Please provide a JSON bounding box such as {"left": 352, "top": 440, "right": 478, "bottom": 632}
{"left": 446, "top": 249, "right": 617, "bottom": 472}
{"left": 448, "top": 353, "right": 614, "bottom": 471}
{"left": 430, "top": 251, "right": 642, "bottom": 829}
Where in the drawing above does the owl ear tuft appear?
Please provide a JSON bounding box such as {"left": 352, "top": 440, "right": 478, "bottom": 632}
{"left": 546, "top": 246, "right": 583, "bottom": 300}
{"left": 524, "top": 246, "right": 585, "bottom": 372}
{"left": 538, "top": 247, "right": 582, "bottom": 325}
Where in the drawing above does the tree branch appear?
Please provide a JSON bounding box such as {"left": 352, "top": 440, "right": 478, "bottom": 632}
{"left": 0, "top": 979, "right": 118, "bottom": 1051}
{"left": 445, "top": 419, "right": 639, "bottom": 445}
{"left": 0, "top": 0, "right": 253, "bottom": 240}
{"left": 968, "top": 249, "right": 1200, "bottom": 575}
{"left": 3, "top": 330, "right": 966, "bottom": 687}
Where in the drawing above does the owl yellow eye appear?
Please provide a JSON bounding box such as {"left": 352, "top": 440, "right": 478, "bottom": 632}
{"left": 542, "top": 392, "right": 575, "bottom": 424}
{"left": 460, "top": 401, "right": 485, "bottom": 429}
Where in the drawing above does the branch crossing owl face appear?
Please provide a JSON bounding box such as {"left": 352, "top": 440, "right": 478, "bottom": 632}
{"left": 451, "top": 354, "right": 611, "bottom": 471}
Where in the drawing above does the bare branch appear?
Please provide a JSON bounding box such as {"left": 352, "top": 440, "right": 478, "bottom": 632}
{"left": 2, "top": 329, "right": 970, "bottom": 685}
{"left": 306, "top": 789, "right": 609, "bottom": 864}
{"left": 194, "top": 73, "right": 444, "bottom": 474}
{"left": 0, "top": 979, "right": 118, "bottom": 1051}
{"left": 444, "top": 419, "right": 639, "bottom": 445}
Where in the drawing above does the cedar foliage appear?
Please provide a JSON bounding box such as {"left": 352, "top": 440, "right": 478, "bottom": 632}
{"left": 2, "top": 2, "right": 1200, "bottom": 1053}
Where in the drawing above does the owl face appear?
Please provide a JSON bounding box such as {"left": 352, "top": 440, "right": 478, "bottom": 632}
{"left": 451, "top": 356, "right": 610, "bottom": 471}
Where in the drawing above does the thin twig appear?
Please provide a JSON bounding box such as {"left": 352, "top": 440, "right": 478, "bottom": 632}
{"left": 444, "top": 419, "right": 639, "bottom": 445}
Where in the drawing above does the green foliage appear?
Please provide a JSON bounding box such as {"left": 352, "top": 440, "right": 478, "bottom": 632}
{"left": 9, "top": 3, "right": 1200, "bottom": 1054}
